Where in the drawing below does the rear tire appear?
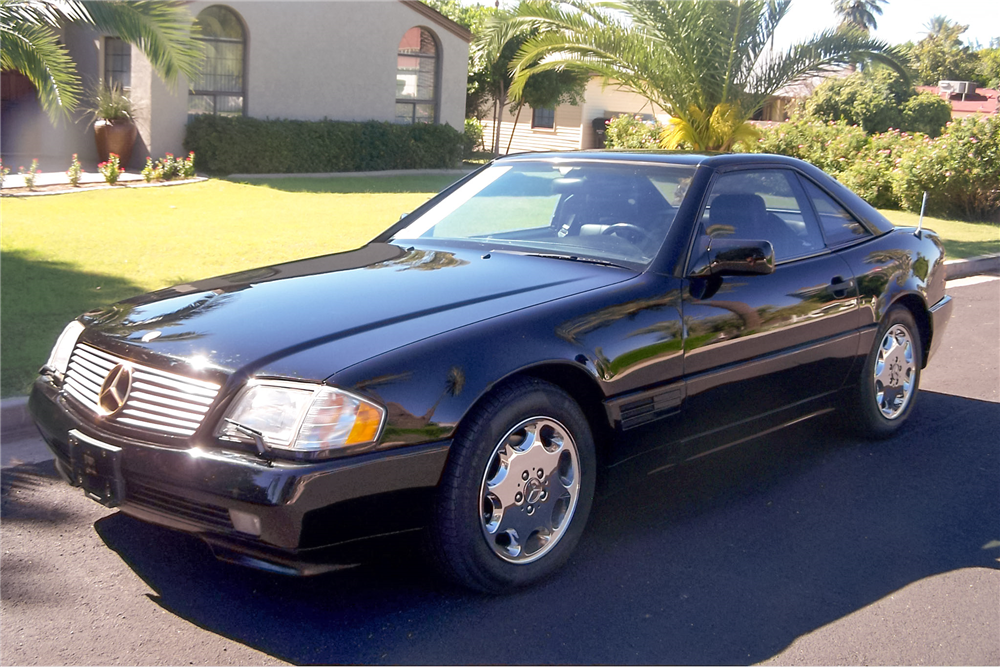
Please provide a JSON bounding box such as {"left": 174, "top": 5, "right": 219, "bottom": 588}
{"left": 850, "top": 307, "right": 922, "bottom": 438}
{"left": 429, "top": 377, "right": 596, "bottom": 593}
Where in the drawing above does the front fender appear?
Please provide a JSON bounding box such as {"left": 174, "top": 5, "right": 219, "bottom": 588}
{"left": 327, "top": 304, "right": 605, "bottom": 451}
{"left": 328, "top": 274, "right": 687, "bottom": 452}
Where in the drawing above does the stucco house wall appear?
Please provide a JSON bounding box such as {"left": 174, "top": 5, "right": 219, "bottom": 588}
{"left": 1, "top": 1, "right": 470, "bottom": 170}
{"left": 1, "top": 23, "right": 105, "bottom": 169}
{"left": 481, "top": 78, "right": 670, "bottom": 155}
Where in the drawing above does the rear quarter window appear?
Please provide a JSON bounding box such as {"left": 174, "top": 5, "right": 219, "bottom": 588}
{"left": 801, "top": 179, "right": 872, "bottom": 247}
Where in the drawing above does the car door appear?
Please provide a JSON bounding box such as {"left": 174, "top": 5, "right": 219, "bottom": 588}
{"left": 678, "top": 167, "right": 861, "bottom": 455}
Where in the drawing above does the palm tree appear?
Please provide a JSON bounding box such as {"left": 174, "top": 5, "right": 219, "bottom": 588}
{"left": 0, "top": 0, "right": 202, "bottom": 120}
{"left": 506, "top": 0, "right": 905, "bottom": 151}
{"left": 473, "top": 13, "right": 527, "bottom": 155}
{"left": 474, "top": 7, "right": 588, "bottom": 155}
{"left": 832, "top": 0, "right": 886, "bottom": 33}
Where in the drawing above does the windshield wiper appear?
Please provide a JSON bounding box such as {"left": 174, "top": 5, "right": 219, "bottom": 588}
{"left": 507, "top": 251, "right": 631, "bottom": 269}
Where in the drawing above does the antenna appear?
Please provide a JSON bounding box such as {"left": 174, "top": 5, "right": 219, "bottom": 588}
{"left": 915, "top": 191, "right": 927, "bottom": 238}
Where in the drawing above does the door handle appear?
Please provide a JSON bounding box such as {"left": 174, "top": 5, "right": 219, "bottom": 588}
{"left": 827, "top": 276, "right": 854, "bottom": 298}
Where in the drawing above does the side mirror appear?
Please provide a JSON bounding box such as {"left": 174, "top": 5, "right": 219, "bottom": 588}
{"left": 689, "top": 238, "right": 775, "bottom": 277}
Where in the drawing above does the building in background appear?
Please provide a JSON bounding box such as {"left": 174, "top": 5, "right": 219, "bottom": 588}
{"left": 1, "top": 1, "right": 471, "bottom": 170}
{"left": 480, "top": 77, "right": 670, "bottom": 155}
{"left": 916, "top": 82, "right": 998, "bottom": 118}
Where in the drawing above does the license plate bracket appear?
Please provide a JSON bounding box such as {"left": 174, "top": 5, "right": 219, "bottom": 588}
{"left": 68, "top": 430, "right": 125, "bottom": 507}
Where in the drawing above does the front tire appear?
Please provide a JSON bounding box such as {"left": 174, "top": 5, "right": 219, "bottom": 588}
{"left": 851, "top": 306, "right": 922, "bottom": 438}
{"left": 430, "top": 378, "right": 596, "bottom": 593}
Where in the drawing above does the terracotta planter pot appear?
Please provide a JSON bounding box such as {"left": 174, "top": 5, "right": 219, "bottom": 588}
{"left": 94, "top": 118, "right": 138, "bottom": 169}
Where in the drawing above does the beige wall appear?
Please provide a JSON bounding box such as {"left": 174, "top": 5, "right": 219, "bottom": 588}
{"left": 1, "top": 23, "right": 103, "bottom": 169}
{"left": 147, "top": 0, "right": 470, "bottom": 159}
{"left": 2, "top": 1, "right": 469, "bottom": 169}
{"left": 481, "top": 101, "right": 584, "bottom": 155}
{"left": 197, "top": 1, "right": 467, "bottom": 129}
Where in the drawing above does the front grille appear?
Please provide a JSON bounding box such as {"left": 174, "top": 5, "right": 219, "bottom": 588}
{"left": 63, "top": 343, "right": 221, "bottom": 437}
{"left": 126, "top": 480, "right": 233, "bottom": 531}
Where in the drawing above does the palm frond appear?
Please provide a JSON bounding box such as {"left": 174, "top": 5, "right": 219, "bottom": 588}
{"left": 81, "top": 0, "right": 202, "bottom": 84}
{"left": 0, "top": 0, "right": 89, "bottom": 28}
{"left": 494, "top": 0, "right": 907, "bottom": 151}
{"left": 0, "top": 18, "right": 80, "bottom": 118}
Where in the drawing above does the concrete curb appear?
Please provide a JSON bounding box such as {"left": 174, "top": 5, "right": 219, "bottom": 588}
{"left": 945, "top": 253, "right": 1000, "bottom": 280}
{"left": 1, "top": 397, "right": 31, "bottom": 436}
{"left": 2, "top": 253, "right": 997, "bottom": 447}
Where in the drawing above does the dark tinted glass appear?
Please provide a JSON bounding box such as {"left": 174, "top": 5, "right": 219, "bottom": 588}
{"left": 702, "top": 170, "right": 824, "bottom": 261}
{"left": 802, "top": 179, "right": 872, "bottom": 246}
{"left": 532, "top": 107, "right": 555, "bottom": 128}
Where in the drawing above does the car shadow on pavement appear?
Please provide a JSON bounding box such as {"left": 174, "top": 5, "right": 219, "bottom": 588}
{"left": 94, "top": 390, "right": 1000, "bottom": 665}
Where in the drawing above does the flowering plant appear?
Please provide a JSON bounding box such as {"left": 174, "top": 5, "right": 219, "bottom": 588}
{"left": 19, "top": 159, "right": 40, "bottom": 190}
{"left": 182, "top": 152, "right": 196, "bottom": 178}
{"left": 157, "top": 153, "right": 182, "bottom": 180}
{"left": 98, "top": 154, "right": 121, "bottom": 185}
{"left": 0, "top": 159, "right": 9, "bottom": 187}
{"left": 67, "top": 154, "right": 83, "bottom": 186}
{"left": 141, "top": 157, "right": 160, "bottom": 183}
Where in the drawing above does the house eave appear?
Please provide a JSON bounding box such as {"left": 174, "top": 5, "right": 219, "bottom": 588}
{"left": 399, "top": 0, "right": 473, "bottom": 42}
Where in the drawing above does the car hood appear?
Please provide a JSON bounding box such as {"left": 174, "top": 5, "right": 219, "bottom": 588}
{"left": 80, "top": 242, "right": 635, "bottom": 380}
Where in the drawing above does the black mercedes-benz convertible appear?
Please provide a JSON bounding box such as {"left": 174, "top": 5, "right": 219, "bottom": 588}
{"left": 30, "top": 151, "right": 953, "bottom": 592}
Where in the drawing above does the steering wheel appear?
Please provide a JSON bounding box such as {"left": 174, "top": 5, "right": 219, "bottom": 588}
{"left": 601, "top": 222, "right": 654, "bottom": 247}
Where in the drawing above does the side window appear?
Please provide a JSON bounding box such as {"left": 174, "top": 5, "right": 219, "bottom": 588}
{"left": 189, "top": 5, "right": 247, "bottom": 118}
{"left": 701, "top": 169, "right": 825, "bottom": 262}
{"left": 801, "top": 179, "right": 872, "bottom": 246}
{"left": 103, "top": 37, "right": 131, "bottom": 90}
{"left": 531, "top": 107, "right": 555, "bottom": 129}
{"left": 396, "top": 27, "right": 438, "bottom": 124}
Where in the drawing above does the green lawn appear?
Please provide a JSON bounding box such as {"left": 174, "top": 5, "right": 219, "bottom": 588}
{"left": 1, "top": 177, "right": 454, "bottom": 397}
{"left": 2, "top": 173, "right": 997, "bottom": 397}
{"left": 880, "top": 209, "right": 1000, "bottom": 259}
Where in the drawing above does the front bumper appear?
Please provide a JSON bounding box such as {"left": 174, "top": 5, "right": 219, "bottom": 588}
{"left": 29, "top": 376, "right": 450, "bottom": 575}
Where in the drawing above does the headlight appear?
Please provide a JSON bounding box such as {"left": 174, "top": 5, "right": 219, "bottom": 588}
{"left": 216, "top": 380, "right": 385, "bottom": 454}
{"left": 45, "top": 320, "right": 85, "bottom": 375}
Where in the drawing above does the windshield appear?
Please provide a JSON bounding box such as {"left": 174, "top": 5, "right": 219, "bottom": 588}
{"left": 391, "top": 160, "right": 696, "bottom": 267}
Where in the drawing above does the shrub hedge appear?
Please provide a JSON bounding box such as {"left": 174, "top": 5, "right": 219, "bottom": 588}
{"left": 184, "top": 116, "right": 465, "bottom": 175}
{"left": 745, "top": 114, "right": 1000, "bottom": 220}
{"left": 604, "top": 114, "right": 664, "bottom": 149}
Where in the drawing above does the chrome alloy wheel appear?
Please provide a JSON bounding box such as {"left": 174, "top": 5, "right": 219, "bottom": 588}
{"left": 873, "top": 323, "right": 916, "bottom": 419}
{"left": 479, "top": 416, "right": 581, "bottom": 564}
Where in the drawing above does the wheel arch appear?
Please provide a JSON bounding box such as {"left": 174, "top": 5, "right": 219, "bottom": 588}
{"left": 450, "top": 362, "right": 614, "bottom": 470}
{"left": 887, "top": 293, "right": 932, "bottom": 368}
{"left": 518, "top": 363, "right": 615, "bottom": 464}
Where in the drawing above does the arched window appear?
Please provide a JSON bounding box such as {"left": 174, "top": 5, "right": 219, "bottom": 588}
{"left": 189, "top": 5, "right": 246, "bottom": 117}
{"left": 395, "top": 27, "right": 438, "bottom": 124}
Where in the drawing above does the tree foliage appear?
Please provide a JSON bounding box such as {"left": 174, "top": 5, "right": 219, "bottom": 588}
{"left": 905, "top": 16, "right": 979, "bottom": 85}
{"left": 0, "top": 0, "right": 203, "bottom": 120}
{"left": 832, "top": 0, "right": 885, "bottom": 33}
{"left": 805, "top": 67, "right": 952, "bottom": 136}
{"left": 471, "top": 3, "right": 588, "bottom": 154}
{"left": 503, "top": 0, "right": 906, "bottom": 152}
{"left": 422, "top": 0, "right": 588, "bottom": 156}
{"left": 975, "top": 42, "right": 1000, "bottom": 89}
